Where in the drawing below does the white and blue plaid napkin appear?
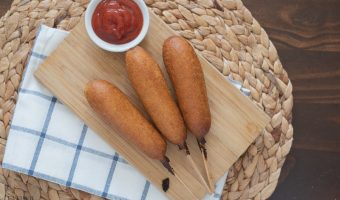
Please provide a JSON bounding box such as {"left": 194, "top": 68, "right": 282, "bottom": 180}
{"left": 2, "top": 25, "right": 249, "bottom": 200}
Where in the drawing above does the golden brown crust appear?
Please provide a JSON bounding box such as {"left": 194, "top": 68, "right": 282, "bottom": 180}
{"left": 126, "top": 46, "right": 187, "bottom": 145}
{"left": 84, "top": 80, "right": 166, "bottom": 160}
{"left": 163, "top": 36, "right": 211, "bottom": 139}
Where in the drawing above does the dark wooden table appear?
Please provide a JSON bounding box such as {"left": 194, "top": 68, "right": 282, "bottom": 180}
{"left": 1, "top": 0, "right": 339, "bottom": 199}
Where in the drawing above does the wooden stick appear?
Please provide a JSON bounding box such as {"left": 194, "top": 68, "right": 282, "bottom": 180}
{"left": 161, "top": 158, "right": 199, "bottom": 200}
{"left": 187, "top": 154, "right": 213, "bottom": 193}
{"left": 180, "top": 143, "right": 213, "bottom": 194}
{"left": 174, "top": 172, "right": 199, "bottom": 200}
{"left": 201, "top": 151, "right": 213, "bottom": 192}
{"left": 197, "top": 138, "right": 214, "bottom": 192}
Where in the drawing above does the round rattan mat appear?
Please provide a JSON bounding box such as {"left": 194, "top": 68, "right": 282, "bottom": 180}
{"left": 0, "top": 0, "right": 293, "bottom": 199}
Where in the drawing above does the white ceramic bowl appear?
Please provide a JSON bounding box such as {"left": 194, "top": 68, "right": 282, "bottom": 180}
{"left": 85, "top": 0, "right": 150, "bottom": 52}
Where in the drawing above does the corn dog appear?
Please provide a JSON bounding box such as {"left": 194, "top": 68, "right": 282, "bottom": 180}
{"left": 125, "top": 46, "right": 187, "bottom": 146}
{"left": 162, "top": 36, "right": 211, "bottom": 139}
{"left": 84, "top": 80, "right": 166, "bottom": 160}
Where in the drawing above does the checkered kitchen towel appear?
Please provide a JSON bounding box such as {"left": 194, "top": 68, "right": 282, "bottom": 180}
{"left": 2, "top": 25, "right": 249, "bottom": 200}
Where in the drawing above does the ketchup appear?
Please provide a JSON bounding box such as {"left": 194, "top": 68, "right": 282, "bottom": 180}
{"left": 92, "top": 0, "right": 143, "bottom": 44}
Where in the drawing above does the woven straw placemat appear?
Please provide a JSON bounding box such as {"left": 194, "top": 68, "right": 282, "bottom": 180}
{"left": 0, "top": 0, "right": 293, "bottom": 199}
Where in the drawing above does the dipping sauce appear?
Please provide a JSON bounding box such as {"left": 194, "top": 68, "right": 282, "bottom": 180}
{"left": 92, "top": 0, "right": 143, "bottom": 44}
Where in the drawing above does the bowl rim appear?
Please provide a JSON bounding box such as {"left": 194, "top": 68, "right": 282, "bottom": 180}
{"left": 84, "top": 0, "right": 150, "bottom": 52}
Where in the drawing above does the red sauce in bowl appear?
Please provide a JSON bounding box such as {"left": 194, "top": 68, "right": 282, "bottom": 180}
{"left": 92, "top": 0, "right": 143, "bottom": 44}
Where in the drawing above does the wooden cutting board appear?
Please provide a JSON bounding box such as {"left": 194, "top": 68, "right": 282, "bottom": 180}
{"left": 35, "top": 11, "right": 270, "bottom": 200}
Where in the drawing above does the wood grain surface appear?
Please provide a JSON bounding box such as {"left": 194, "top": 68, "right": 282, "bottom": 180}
{"left": 0, "top": 0, "right": 10, "bottom": 16}
{"left": 241, "top": 0, "right": 340, "bottom": 199}
{"left": 35, "top": 12, "right": 269, "bottom": 200}
{"left": 1, "top": 0, "right": 339, "bottom": 199}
